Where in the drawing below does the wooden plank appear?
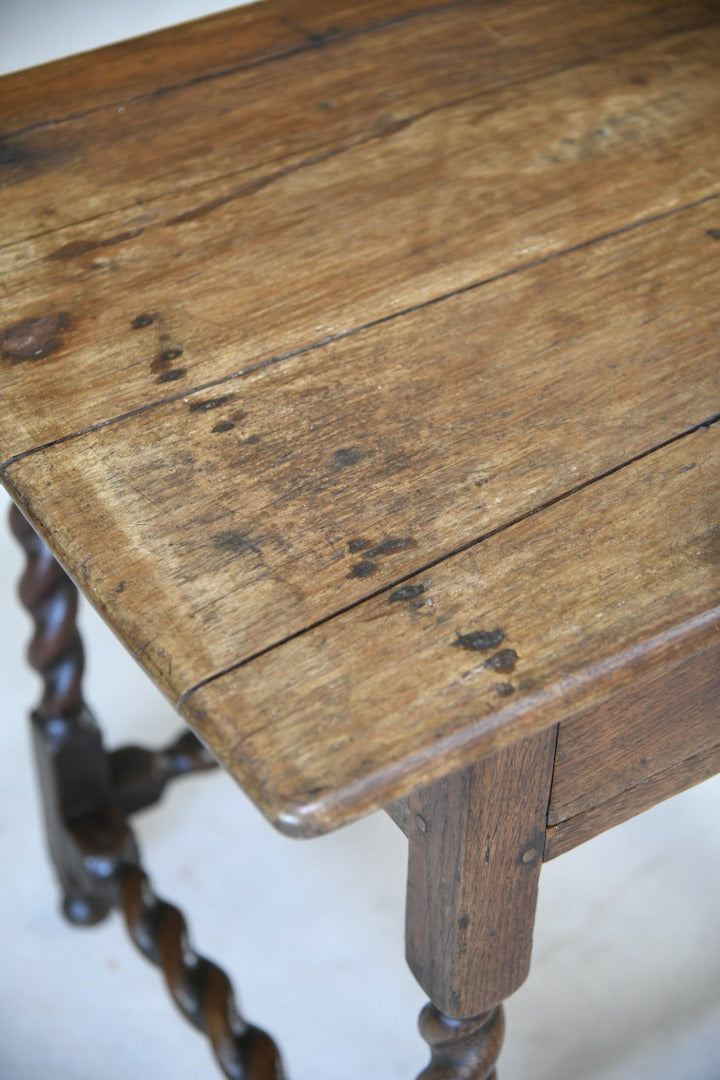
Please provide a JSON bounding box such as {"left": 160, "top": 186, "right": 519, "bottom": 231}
{"left": 1, "top": 18, "right": 719, "bottom": 458}
{"left": 548, "top": 640, "right": 720, "bottom": 825}
{"left": 8, "top": 418, "right": 711, "bottom": 836}
{"left": 3, "top": 201, "right": 718, "bottom": 706}
{"left": 4, "top": 6, "right": 715, "bottom": 236}
{"left": 405, "top": 727, "right": 557, "bottom": 1016}
{"left": 0, "top": 0, "right": 464, "bottom": 132}
{"left": 544, "top": 741, "right": 720, "bottom": 860}
{"left": 176, "top": 425, "right": 719, "bottom": 835}
{"left": 5, "top": 8, "right": 716, "bottom": 250}
{"left": 0, "top": 7, "right": 306, "bottom": 132}
{"left": 12, "top": 0, "right": 693, "bottom": 243}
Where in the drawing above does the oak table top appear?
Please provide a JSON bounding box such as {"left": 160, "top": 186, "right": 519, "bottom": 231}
{"left": 1, "top": 0, "right": 718, "bottom": 836}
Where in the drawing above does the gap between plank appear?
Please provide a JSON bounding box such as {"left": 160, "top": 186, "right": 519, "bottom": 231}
{"left": 2, "top": 17, "right": 716, "bottom": 254}
{"left": 2, "top": 188, "right": 719, "bottom": 476}
{"left": 177, "top": 411, "right": 720, "bottom": 710}
{"left": 2, "top": 0, "right": 476, "bottom": 141}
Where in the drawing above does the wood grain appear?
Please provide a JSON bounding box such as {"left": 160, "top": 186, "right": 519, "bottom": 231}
{"left": 1, "top": 1, "right": 481, "bottom": 132}
{"left": 545, "top": 741, "right": 720, "bottom": 860}
{"left": 180, "top": 425, "right": 718, "bottom": 834}
{"left": 548, "top": 641, "right": 720, "bottom": 825}
{"left": 2, "top": 14, "right": 719, "bottom": 459}
{"left": 3, "top": 202, "right": 717, "bottom": 708}
{"left": 1, "top": 1, "right": 718, "bottom": 840}
{"left": 406, "top": 728, "right": 557, "bottom": 1016}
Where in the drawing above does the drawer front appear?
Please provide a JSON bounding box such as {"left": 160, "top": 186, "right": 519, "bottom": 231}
{"left": 548, "top": 640, "right": 720, "bottom": 827}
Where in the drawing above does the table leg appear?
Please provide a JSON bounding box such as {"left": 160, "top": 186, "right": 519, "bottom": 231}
{"left": 405, "top": 727, "right": 558, "bottom": 1078}
{"left": 9, "top": 502, "right": 285, "bottom": 1080}
{"left": 9, "top": 500, "right": 127, "bottom": 924}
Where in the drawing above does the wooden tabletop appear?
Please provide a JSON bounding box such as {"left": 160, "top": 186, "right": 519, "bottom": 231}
{"left": 1, "top": 0, "right": 718, "bottom": 835}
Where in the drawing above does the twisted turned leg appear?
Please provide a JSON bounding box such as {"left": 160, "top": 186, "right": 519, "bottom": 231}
{"left": 10, "top": 503, "right": 285, "bottom": 1080}
{"left": 417, "top": 1004, "right": 505, "bottom": 1080}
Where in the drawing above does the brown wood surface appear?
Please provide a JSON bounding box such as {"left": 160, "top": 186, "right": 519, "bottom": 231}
{"left": 3, "top": 201, "right": 718, "bottom": 702}
{"left": 1, "top": 9, "right": 719, "bottom": 459}
{"left": 177, "top": 426, "right": 718, "bottom": 834}
{"left": 406, "top": 727, "right": 557, "bottom": 1016}
{"left": 1, "top": 0, "right": 718, "bottom": 836}
{"left": 548, "top": 641, "right": 720, "bottom": 825}
{"left": 545, "top": 741, "right": 720, "bottom": 860}
{"left": 0, "top": 1, "right": 470, "bottom": 132}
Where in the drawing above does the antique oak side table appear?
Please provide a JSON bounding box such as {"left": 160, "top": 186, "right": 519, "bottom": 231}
{"left": 1, "top": 1, "right": 719, "bottom": 1076}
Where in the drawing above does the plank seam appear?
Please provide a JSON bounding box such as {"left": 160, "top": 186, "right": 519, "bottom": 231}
{"left": 3, "top": 189, "right": 719, "bottom": 475}
{"left": 176, "top": 412, "right": 720, "bottom": 709}
{"left": 2, "top": 15, "right": 716, "bottom": 254}
{"left": 1, "top": 0, "right": 477, "bottom": 140}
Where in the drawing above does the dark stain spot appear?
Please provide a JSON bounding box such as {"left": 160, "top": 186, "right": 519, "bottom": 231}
{"left": 458, "top": 914, "right": 470, "bottom": 931}
{"left": 189, "top": 394, "right": 234, "bottom": 413}
{"left": 151, "top": 347, "right": 184, "bottom": 375}
{"left": 317, "top": 100, "right": 334, "bottom": 111}
{"left": 0, "top": 130, "right": 76, "bottom": 185}
{"left": 332, "top": 446, "right": 365, "bottom": 468}
{"left": 677, "top": 463, "right": 697, "bottom": 474}
{"left": 485, "top": 648, "right": 519, "bottom": 673}
{"left": 212, "top": 531, "right": 261, "bottom": 556}
{"left": 630, "top": 73, "right": 648, "bottom": 86}
{"left": 48, "top": 227, "right": 143, "bottom": 262}
{"left": 157, "top": 368, "right": 185, "bottom": 383}
{"left": 348, "top": 538, "right": 371, "bottom": 554}
{"left": 115, "top": 581, "right": 126, "bottom": 594}
{"left": 0, "top": 136, "right": 32, "bottom": 168}
{"left": 365, "top": 537, "right": 416, "bottom": 558}
{"left": 495, "top": 682, "right": 515, "bottom": 697}
{"left": 705, "top": 228, "right": 720, "bottom": 240}
{"left": 246, "top": 433, "right": 261, "bottom": 444}
{"left": 213, "top": 420, "right": 236, "bottom": 433}
{"left": 349, "top": 560, "right": 377, "bottom": 579}
{"left": 132, "top": 313, "right": 156, "bottom": 329}
{"left": 454, "top": 628, "right": 504, "bottom": 652}
{"left": 389, "top": 583, "right": 426, "bottom": 603}
{"left": 1, "top": 312, "right": 71, "bottom": 361}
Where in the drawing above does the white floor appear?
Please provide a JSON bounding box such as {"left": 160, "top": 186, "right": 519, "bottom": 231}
{"left": 1, "top": 6, "right": 719, "bottom": 1078}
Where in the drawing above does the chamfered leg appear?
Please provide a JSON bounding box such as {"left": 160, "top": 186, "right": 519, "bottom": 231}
{"left": 405, "top": 727, "right": 558, "bottom": 1078}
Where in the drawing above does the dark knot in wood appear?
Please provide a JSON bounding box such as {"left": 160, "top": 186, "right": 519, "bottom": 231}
{"left": 10, "top": 503, "right": 85, "bottom": 720}
{"left": 417, "top": 1002, "right": 505, "bottom": 1080}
